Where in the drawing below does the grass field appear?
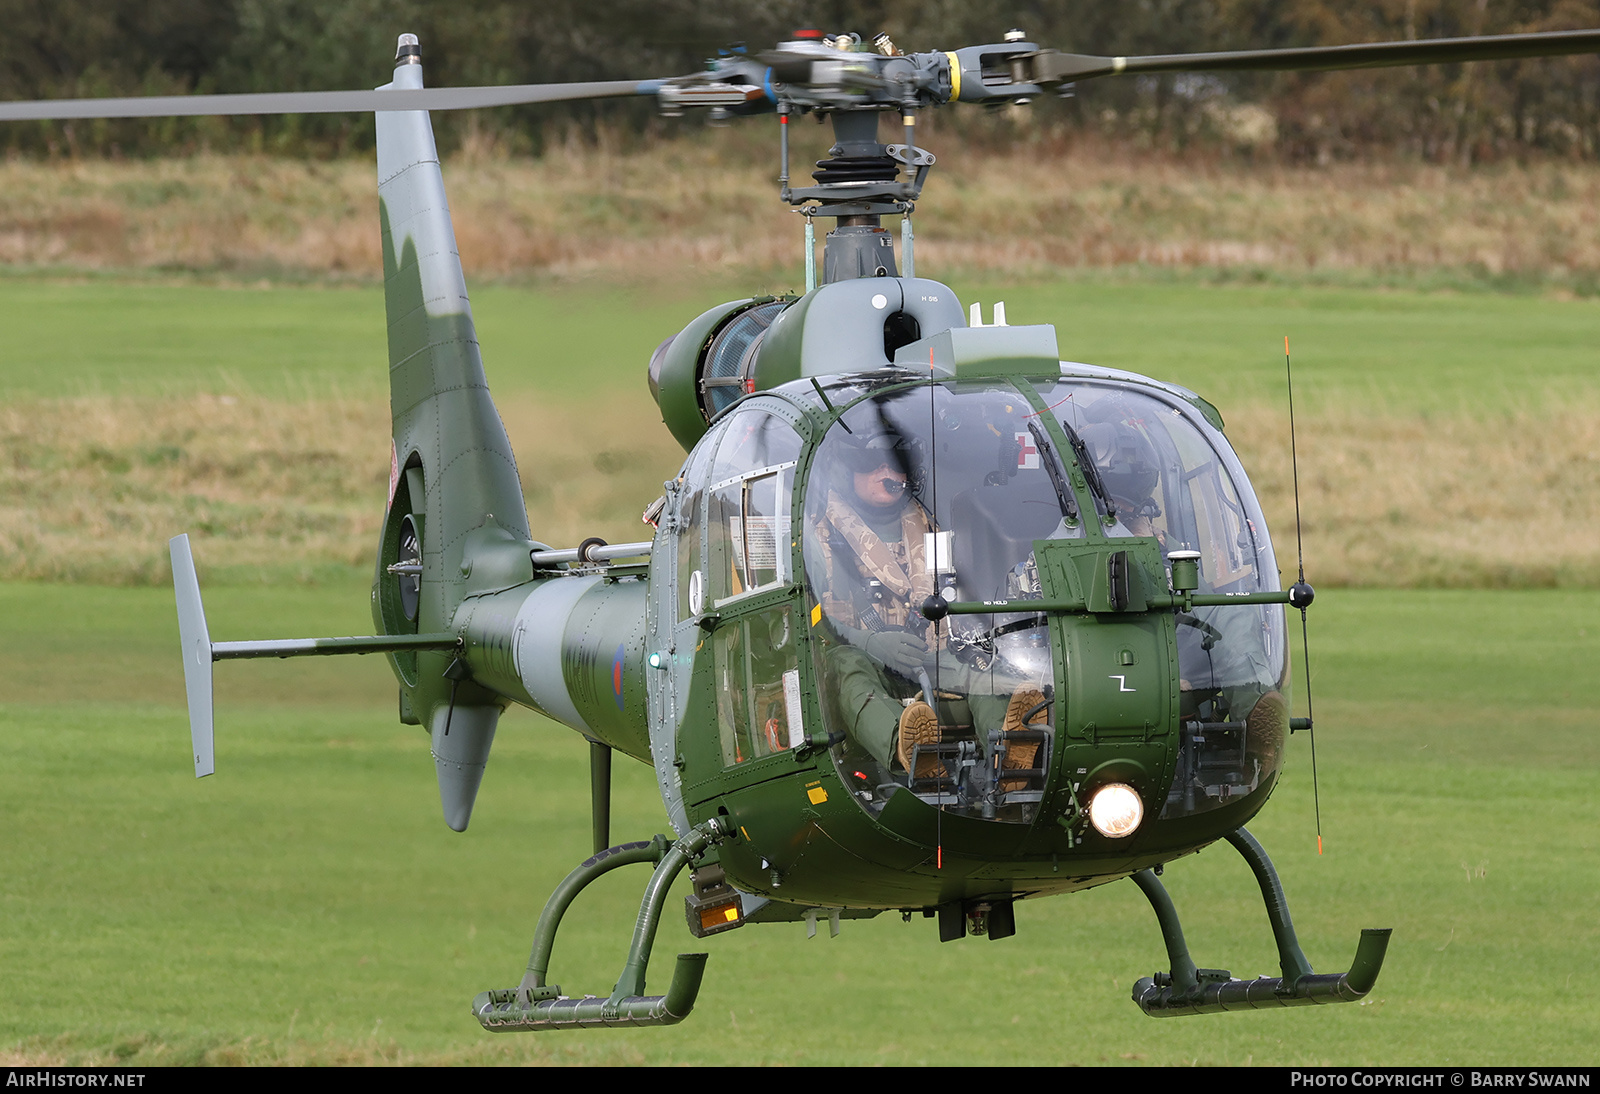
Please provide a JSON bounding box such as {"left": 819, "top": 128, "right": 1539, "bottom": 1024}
{"left": 1, "top": 275, "right": 1597, "bottom": 408}
{"left": 0, "top": 268, "right": 1595, "bottom": 1065}
{"left": 5, "top": 146, "right": 1600, "bottom": 293}
{"left": 2, "top": 277, "right": 1595, "bottom": 587}
{"left": 1, "top": 580, "right": 1596, "bottom": 1066}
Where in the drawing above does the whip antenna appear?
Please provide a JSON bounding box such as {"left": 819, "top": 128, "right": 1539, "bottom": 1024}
{"left": 1284, "top": 336, "right": 1322, "bottom": 853}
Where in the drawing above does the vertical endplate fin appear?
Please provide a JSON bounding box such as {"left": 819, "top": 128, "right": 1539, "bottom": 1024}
{"left": 169, "top": 533, "right": 215, "bottom": 778}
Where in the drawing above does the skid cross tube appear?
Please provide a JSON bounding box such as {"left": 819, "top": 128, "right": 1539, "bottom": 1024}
{"left": 1225, "top": 827, "right": 1314, "bottom": 983}
{"left": 520, "top": 837, "right": 669, "bottom": 1000}
{"left": 1130, "top": 827, "right": 1392, "bottom": 1016}
{"left": 474, "top": 819, "right": 730, "bottom": 1031}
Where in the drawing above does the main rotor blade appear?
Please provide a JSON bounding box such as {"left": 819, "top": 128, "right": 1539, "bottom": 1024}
{"left": 1037, "top": 28, "right": 1600, "bottom": 83}
{"left": 0, "top": 79, "right": 665, "bottom": 122}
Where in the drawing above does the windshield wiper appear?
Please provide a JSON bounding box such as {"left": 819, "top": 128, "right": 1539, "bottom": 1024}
{"left": 1056, "top": 419, "right": 1118, "bottom": 524}
{"left": 1027, "top": 420, "right": 1079, "bottom": 523}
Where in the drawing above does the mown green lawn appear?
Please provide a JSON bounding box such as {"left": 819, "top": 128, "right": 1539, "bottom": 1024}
{"left": 2, "top": 276, "right": 1595, "bottom": 414}
{"left": 1, "top": 275, "right": 1594, "bottom": 1064}
{"left": 1, "top": 582, "right": 1595, "bottom": 1065}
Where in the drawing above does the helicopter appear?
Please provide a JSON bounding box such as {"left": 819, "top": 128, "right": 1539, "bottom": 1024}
{"left": 10, "top": 23, "right": 1599, "bottom": 1031}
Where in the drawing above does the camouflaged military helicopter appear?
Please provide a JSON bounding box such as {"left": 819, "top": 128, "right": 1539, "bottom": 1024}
{"left": 9, "top": 23, "right": 1599, "bottom": 1030}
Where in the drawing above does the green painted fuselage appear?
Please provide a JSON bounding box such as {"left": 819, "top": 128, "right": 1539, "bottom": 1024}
{"left": 410, "top": 356, "right": 1288, "bottom": 913}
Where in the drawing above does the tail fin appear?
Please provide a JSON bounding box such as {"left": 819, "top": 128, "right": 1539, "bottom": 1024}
{"left": 373, "top": 36, "right": 530, "bottom": 830}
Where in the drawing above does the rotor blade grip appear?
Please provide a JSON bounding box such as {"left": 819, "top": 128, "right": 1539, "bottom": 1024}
{"left": 169, "top": 534, "right": 215, "bottom": 778}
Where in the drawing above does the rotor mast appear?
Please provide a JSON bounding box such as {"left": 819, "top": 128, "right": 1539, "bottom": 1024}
{"left": 778, "top": 107, "right": 935, "bottom": 286}
{"left": 759, "top": 32, "right": 939, "bottom": 287}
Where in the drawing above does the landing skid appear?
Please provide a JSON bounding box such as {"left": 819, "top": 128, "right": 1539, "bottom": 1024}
{"left": 1131, "top": 827, "right": 1392, "bottom": 1016}
{"left": 473, "top": 819, "right": 730, "bottom": 1031}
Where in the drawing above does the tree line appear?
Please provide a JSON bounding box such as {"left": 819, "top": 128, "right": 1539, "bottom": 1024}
{"left": 2, "top": 0, "right": 1597, "bottom": 161}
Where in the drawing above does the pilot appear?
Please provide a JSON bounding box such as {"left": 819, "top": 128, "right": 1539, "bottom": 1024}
{"left": 1080, "top": 420, "right": 1165, "bottom": 543}
{"left": 1081, "top": 415, "right": 1285, "bottom": 772}
{"left": 809, "top": 428, "right": 1044, "bottom": 786}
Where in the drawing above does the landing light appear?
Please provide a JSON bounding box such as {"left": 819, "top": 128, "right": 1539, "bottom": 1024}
{"left": 1088, "top": 783, "right": 1143, "bottom": 838}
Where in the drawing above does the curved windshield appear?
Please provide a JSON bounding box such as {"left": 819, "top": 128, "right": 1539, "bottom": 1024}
{"left": 1037, "top": 379, "right": 1290, "bottom": 819}
{"left": 803, "top": 382, "right": 1081, "bottom": 824}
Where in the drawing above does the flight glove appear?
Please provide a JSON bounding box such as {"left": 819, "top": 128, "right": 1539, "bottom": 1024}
{"left": 863, "top": 630, "right": 929, "bottom": 674}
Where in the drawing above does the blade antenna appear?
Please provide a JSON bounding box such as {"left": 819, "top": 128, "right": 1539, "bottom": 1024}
{"left": 1285, "top": 336, "right": 1322, "bottom": 854}
{"left": 1286, "top": 335, "right": 1307, "bottom": 587}
{"left": 930, "top": 353, "right": 944, "bottom": 867}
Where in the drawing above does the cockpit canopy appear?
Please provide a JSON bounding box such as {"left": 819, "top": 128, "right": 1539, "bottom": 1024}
{"left": 671, "top": 371, "right": 1288, "bottom": 828}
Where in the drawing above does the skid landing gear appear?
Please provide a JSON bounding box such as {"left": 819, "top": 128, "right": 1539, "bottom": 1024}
{"left": 1131, "top": 827, "right": 1392, "bottom": 1016}
{"left": 473, "top": 818, "right": 730, "bottom": 1031}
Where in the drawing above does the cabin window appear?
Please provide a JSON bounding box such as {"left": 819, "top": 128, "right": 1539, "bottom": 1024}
{"left": 714, "top": 605, "right": 803, "bottom": 766}
{"left": 705, "top": 410, "right": 802, "bottom": 608}
{"left": 673, "top": 419, "right": 722, "bottom": 622}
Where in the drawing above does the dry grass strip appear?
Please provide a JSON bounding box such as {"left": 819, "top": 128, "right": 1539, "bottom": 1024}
{"left": 2, "top": 141, "right": 1598, "bottom": 285}
{"left": 1230, "top": 403, "right": 1600, "bottom": 588}
{"left": 0, "top": 392, "right": 682, "bottom": 585}
{"left": 4, "top": 393, "right": 1594, "bottom": 588}
{"left": 0, "top": 1029, "right": 642, "bottom": 1066}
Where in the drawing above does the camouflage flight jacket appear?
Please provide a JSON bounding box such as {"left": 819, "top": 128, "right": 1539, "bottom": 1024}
{"left": 813, "top": 490, "right": 938, "bottom": 645}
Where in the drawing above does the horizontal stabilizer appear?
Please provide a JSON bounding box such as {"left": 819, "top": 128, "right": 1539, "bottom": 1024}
{"left": 170, "top": 532, "right": 461, "bottom": 778}
{"left": 212, "top": 634, "right": 461, "bottom": 660}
